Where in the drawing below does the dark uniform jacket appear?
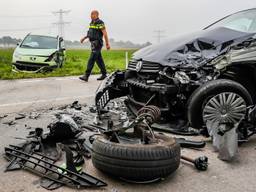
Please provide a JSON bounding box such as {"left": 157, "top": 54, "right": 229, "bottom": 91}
{"left": 87, "top": 18, "right": 105, "bottom": 48}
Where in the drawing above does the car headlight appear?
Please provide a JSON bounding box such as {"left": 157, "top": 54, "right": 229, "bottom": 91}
{"left": 14, "top": 52, "right": 22, "bottom": 59}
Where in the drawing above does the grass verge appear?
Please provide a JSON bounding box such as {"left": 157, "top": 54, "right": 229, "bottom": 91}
{"left": 0, "top": 49, "right": 135, "bottom": 80}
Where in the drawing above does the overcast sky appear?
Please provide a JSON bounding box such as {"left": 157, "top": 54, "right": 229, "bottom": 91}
{"left": 0, "top": 0, "right": 255, "bottom": 43}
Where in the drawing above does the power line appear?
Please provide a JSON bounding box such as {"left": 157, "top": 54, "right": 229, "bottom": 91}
{"left": 0, "top": 15, "right": 53, "bottom": 18}
{"left": 153, "top": 30, "right": 166, "bottom": 43}
{"left": 0, "top": 26, "right": 52, "bottom": 32}
{"left": 52, "top": 9, "right": 71, "bottom": 38}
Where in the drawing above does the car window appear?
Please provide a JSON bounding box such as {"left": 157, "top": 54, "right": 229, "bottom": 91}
{"left": 21, "top": 35, "right": 58, "bottom": 49}
{"left": 205, "top": 9, "right": 256, "bottom": 33}
{"left": 225, "top": 18, "right": 253, "bottom": 32}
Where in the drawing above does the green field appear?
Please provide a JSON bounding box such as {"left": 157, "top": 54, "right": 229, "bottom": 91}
{"left": 0, "top": 49, "right": 136, "bottom": 80}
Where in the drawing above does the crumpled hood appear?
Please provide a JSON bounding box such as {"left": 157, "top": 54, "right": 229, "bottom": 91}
{"left": 133, "top": 27, "right": 255, "bottom": 68}
{"left": 15, "top": 47, "right": 57, "bottom": 57}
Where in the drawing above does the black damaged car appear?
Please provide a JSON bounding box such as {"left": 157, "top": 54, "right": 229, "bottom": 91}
{"left": 96, "top": 8, "right": 256, "bottom": 130}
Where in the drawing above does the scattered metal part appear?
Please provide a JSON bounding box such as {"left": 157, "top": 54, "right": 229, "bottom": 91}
{"left": 93, "top": 115, "right": 102, "bottom": 125}
{"left": 119, "top": 112, "right": 128, "bottom": 122}
{"left": 15, "top": 113, "right": 26, "bottom": 120}
{"left": 88, "top": 123, "right": 106, "bottom": 132}
{"left": 181, "top": 155, "right": 208, "bottom": 171}
{"left": 57, "top": 105, "right": 69, "bottom": 110}
{"left": 29, "top": 112, "right": 41, "bottom": 119}
{"left": 71, "top": 101, "right": 82, "bottom": 110}
{"left": 3, "top": 120, "right": 16, "bottom": 126}
{"left": 113, "top": 101, "right": 119, "bottom": 110}
{"left": 176, "top": 138, "right": 206, "bottom": 149}
{"left": 81, "top": 125, "right": 99, "bottom": 132}
{"left": 0, "top": 114, "right": 8, "bottom": 119}
{"left": 89, "top": 106, "right": 97, "bottom": 113}
{"left": 5, "top": 145, "right": 107, "bottom": 189}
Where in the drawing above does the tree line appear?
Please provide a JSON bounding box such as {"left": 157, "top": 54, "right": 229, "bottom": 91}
{"left": 0, "top": 36, "right": 151, "bottom": 49}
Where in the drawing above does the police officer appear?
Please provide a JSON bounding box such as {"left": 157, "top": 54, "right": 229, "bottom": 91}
{"left": 79, "top": 10, "right": 110, "bottom": 82}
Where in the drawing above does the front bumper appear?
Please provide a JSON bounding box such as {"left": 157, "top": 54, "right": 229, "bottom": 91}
{"left": 12, "top": 62, "right": 57, "bottom": 73}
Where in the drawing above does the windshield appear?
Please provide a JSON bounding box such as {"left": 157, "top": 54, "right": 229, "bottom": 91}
{"left": 205, "top": 9, "right": 256, "bottom": 33}
{"left": 21, "top": 35, "right": 58, "bottom": 49}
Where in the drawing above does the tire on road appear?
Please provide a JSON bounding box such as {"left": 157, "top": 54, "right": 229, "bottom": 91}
{"left": 92, "top": 134, "right": 181, "bottom": 182}
{"left": 187, "top": 79, "right": 253, "bottom": 129}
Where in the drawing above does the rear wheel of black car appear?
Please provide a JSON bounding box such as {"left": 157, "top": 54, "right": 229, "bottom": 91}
{"left": 92, "top": 134, "right": 180, "bottom": 182}
{"left": 187, "top": 79, "right": 253, "bottom": 129}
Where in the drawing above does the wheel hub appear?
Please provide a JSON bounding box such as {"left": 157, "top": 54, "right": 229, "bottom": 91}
{"left": 202, "top": 92, "right": 247, "bottom": 124}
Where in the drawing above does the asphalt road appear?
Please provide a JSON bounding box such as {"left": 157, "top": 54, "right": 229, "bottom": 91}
{"left": 0, "top": 76, "right": 256, "bottom": 192}
{"left": 0, "top": 75, "right": 101, "bottom": 114}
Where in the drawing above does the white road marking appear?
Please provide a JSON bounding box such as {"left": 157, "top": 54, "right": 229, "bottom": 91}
{"left": 0, "top": 95, "right": 94, "bottom": 107}
{"left": 16, "top": 75, "right": 101, "bottom": 84}
{"left": 18, "top": 77, "right": 76, "bottom": 83}
{"left": 18, "top": 79, "right": 45, "bottom": 83}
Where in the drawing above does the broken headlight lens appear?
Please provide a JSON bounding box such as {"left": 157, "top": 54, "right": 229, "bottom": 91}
{"left": 45, "top": 52, "right": 58, "bottom": 62}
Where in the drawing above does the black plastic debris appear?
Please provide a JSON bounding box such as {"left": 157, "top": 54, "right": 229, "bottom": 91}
{"left": 4, "top": 145, "right": 107, "bottom": 190}
{"left": 176, "top": 138, "right": 206, "bottom": 149}
{"left": 47, "top": 114, "right": 80, "bottom": 140}
{"left": 4, "top": 116, "right": 107, "bottom": 190}
{"left": 71, "top": 101, "right": 82, "bottom": 110}
{"left": 15, "top": 113, "right": 26, "bottom": 120}
{"left": 2, "top": 120, "right": 16, "bottom": 126}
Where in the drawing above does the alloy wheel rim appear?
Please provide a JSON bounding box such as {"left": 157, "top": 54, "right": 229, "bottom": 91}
{"left": 202, "top": 92, "right": 247, "bottom": 124}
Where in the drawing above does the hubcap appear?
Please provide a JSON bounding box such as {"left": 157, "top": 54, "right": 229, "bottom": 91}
{"left": 202, "top": 92, "right": 247, "bottom": 124}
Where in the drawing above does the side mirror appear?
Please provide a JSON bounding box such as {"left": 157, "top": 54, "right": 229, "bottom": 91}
{"left": 60, "top": 48, "right": 66, "bottom": 51}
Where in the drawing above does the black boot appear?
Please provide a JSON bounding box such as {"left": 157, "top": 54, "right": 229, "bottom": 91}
{"left": 79, "top": 75, "right": 89, "bottom": 82}
{"left": 97, "top": 74, "right": 107, "bottom": 81}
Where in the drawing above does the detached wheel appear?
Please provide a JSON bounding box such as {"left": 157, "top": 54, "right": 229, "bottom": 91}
{"left": 188, "top": 79, "right": 253, "bottom": 129}
{"left": 92, "top": 134, "right": 180, "bottom": 182}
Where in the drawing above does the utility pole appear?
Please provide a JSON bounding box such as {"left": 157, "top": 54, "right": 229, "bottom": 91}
{"left": 153, "top": 30, "right": 166, "bottom": 43}
{"left": 52, "top": 9, "right": 71, "bottom": 38}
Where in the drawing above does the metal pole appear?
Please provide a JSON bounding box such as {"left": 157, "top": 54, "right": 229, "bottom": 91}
{"left": 125, "top": 51, "right": 129, "bottom": 69}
